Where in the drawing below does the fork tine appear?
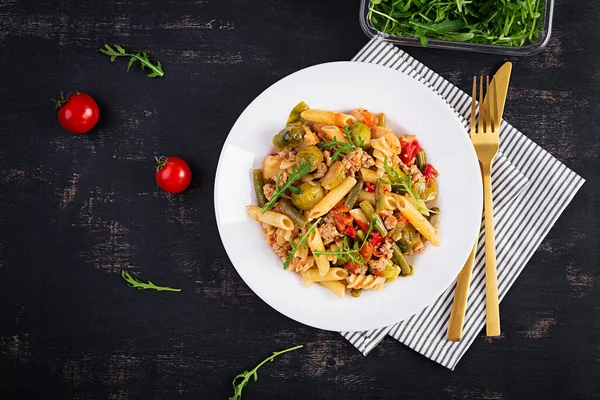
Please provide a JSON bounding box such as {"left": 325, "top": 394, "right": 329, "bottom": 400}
{"left": 485, "top": 76, "right": 491, "bottom": 133}
{"left": 492, "top": 77, "right": 499, "bottom": 132}
{"left": 470, "top": 76, "right": 477, "bottom": 135}
{"left": 477, "top": 76, "right": 484, "bottom": 134}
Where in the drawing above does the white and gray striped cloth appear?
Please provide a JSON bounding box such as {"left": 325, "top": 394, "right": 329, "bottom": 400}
{"left": 340, "top": 39, "right": 585, "bottom": 370}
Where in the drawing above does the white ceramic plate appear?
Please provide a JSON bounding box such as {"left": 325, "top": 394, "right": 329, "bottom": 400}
{"left": 214, "top": 62, "right": 482, "bottom": 332}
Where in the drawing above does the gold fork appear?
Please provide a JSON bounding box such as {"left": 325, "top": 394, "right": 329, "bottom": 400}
{"left": 470, "top": 76, "right": 501, "bottom": 337}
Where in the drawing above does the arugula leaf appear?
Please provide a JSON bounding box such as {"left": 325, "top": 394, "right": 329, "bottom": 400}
{"left": 121, "top": 271, "right": 181, "bottom": 292}
{"left": 317, "top": 126, "right": 361, "bottom": 161}
{"left": 230, "top": 345, "right": 303, "bottom": 400}
{"left": 382, "top": 158, "right": 438, "bottom": 215}
{"left": 99, "top": 44, "right": 165, "bottom": 78}
{"left": 283, "top": 218, "right": 320, "bottom": 270}
{"left": 314, "top": 237, "right": 365, "bottom": 266}
{"left": 261, "top": 162, "right": 312, "bottom": 213}
{"left": 368, "top": 0, "right": 544, "bottom": 48}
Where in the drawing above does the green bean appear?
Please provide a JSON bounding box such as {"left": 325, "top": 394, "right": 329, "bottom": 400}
{"left": 278, "top": 200, "right": 308, "bottom": 228}
{"left": 416, "top": 150, "right": 427, "bottom": 172}
{"left": 375, "top": 179, "right": 385, "bottom": 214}
{"left": 351, "top": 289, "right": 362, "bottom": 298}
{"left": 356, "top": 230, "right": 366, "bottom": 242}
{"left": 352, "top": 238, "right": 360, "bottom": 251}
{"left": 357, "top": 190, "right": 375, "bottom": 205}
{"left": 359, "top": 200, "right": 387, "bottom": 237}
{"left": 344, "top": 177, "right": 364, "bottom": 210}
{"left": 377, "top": 112, "right": 386, "bottom": 128}
{"left": 392, "top": 242, "right": 412, "bottom": 275}
{"left": 426, "top": 207, "right": 440, "bottom": 221}
{"left": 252, "top": 169, "right": 267, "bottom": 207}
{"left": 389, "top": 225, "right": 404, "bottom": 242}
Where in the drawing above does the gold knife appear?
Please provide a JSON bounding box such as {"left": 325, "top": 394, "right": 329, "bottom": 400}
{"left": 446, "top": 62, "right": 512, "bottom": 342}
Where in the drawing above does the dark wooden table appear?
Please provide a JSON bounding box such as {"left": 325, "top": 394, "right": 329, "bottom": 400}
{"left": 0, "top": 1, "right": 598, "bottom": 399}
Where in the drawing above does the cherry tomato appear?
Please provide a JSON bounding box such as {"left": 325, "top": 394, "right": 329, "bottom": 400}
{"left": 343, "top": 225, "right": 357, "bottom": 238}
{"left": 155, "top": 156, "right": 192, "bottom": 193}
{"left": 53, "top": 92, "right": 100, "bottom": 134}
{"left": 423, "top": 164, "right": 437, "bottom": 181}
{"left": 370, "top": 231, "right": 383, "bottom": 247}
{"left": 399, "top": 139, "right": 421, "bottom": 165}
{"left": 365, "top": 182, "right": 376, "bottom": 193}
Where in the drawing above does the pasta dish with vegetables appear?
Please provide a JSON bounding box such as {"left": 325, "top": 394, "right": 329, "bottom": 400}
{"left": 246, "top": 102, "right": 440, "bottom": 299}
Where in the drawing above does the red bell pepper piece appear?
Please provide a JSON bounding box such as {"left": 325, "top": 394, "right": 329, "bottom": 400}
{"left": 399, "top": 139, "right": 421, "bottom": 164}
{"left": 423, "top": 163, "right": 437, "bottom": 181}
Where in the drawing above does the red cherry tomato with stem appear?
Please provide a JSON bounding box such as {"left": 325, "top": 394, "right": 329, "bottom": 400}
{"left": 155, "top": 156, "right": 192, "bottom": 193}
{"left": 53, "top": 91, "right": 100, "bottom": 134}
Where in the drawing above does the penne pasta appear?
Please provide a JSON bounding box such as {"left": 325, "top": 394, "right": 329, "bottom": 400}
{"left": 247, "top": 206, "right": 294, "bottom": 231}
{"left": 306, "top": 267, "right": 348, "bottom": 282}
{"left": 403, "top": 193, "right": 430, "bottom": 216}
{"left": 301, "top": 109, "right": 357, "bottom": 127}
{"left": 359, "top": 168, "right": 380, "bottom": 183}
{"left": 391, "top": 195, "right": 441, "bottom": 246}
{"left": 320, "top": 125, "right": 349, "bottom": 143}
{"left": 307, "top": 176, "right": 357, "bottom": 219}
{"left": 308, "top": 228, "right": 330, "bottom": 276}
{"left": 319, "top": 280, "right": 346, "bottom": 299}
{"left": 380, "top": 193, "right": 397, "bottom": 210}
{"left": 300, "top": 270, "right": 314, "bottom": 287}
{"left": 349, "top": 208, "right": 369, "bottom": 227}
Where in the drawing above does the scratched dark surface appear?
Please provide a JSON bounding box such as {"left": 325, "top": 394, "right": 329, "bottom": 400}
{"left": 0, "top": 0, "right": 598, "bottom": 399}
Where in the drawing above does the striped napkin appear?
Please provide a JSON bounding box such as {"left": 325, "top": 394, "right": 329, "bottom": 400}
{"left": 340, "top": 39, "right": 585, "bottom": 370}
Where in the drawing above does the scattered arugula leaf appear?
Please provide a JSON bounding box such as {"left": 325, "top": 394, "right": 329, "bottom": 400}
{"left": 261, "top": 162, "right": 312, "bottom": 213}
{"left": 120, "top": 270, "right": 181, "bottom": 292}
{"left": 230, "top": 345, "right": 303, "bottom": 400}
{"left": 99, "top": 44, "right": 165, "bottom": 78}
{"left": 283, "top": 218, "right": 320, "bottom": 269}
{"left": 382, "top": 158, "right": 438, "bottom": 215}
{"left": 368, "top": 0, "right": 544, "bottom": 48}
{"left": 314, "top": 237, "right": 365, "bottom": 266}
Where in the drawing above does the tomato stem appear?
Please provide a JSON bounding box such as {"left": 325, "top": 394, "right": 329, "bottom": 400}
{"left": 155, "top": 156, "right": 169, "bottom": 172}
{"left": 50, "top": 91, "right": 75, "bottom": 110}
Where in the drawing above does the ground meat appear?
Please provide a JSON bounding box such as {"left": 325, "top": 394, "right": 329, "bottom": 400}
{"left": 368, "top": 257, "right": 388, "bottom": 273}
{"left": 318, "top": 222, "right": 341, "bottom": 245}
{"left": 384, "top": 215, "right": 398, "bottom": 231}
{"left": 410, "top": 164, "right": 423, "bottom": 183}
{"left": 342, "top": 148, "right": 375, "bottom": 175}
{"left": 346, "top": 262, "right": 368, "bottom": 275}
{"left": 263, "top": 183, "right": 275, "bottom": 201}
{"left": 272, "top": 241, "right": 291, "bottom": 258}
{"left": 313, "top": 162, "right": 328, "bottom": 179}
{"left": 278, "top": 150, "right": 296, "bottom": 171}
{"left": 377, "top": 239, "right": 394, "bottom": 260}
{"left": 379, "top": 209, "right": 392, "bottom": 219}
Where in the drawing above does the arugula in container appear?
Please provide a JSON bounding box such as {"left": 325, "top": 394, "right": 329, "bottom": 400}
{"left": 368, "top": 0, "right": 545, "bottom": 47}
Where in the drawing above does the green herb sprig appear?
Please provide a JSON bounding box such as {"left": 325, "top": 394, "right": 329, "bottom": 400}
{"left": 314, "top": 237, "right": 365, "bottom": 266}
{"left": 368, "top": 0, "right": 544, "bottom": 48}
{"left": 230, "top": 345, "right": 303, "bottom": 400}
{"left": 360, "top": 218, "right": 377, "bottom": 250}
{"left": 317, "top": 126, "right": 362, "bottom": 161}
{"left": 99, "top": 44, "right": 164, "bottom": 78}
{"left": 382, "top": 158, "right": 438, "bottom": 214}
{"left": 261, "top": 162, "right": 312, "bottom": 213}
{"left": 120, "top": 270, "right": 181, "bottom": 292}
{"left": 283, "top": 218, "right": 321, "bottom": 269}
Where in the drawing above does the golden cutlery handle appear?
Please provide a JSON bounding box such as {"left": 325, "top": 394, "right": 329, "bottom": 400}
{"left": 482, "top": 163, "right": 501, "bottom": 336}
{"left": 446, "top": 241, "right": 478, "bottom": 342}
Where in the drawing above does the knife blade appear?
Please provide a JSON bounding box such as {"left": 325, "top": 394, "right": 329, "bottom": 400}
{"left": 446, "top": 62, "right": 512, "bottom": 342}
{"left": 484, "top": 61, "right": 512, "bottom": 124}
